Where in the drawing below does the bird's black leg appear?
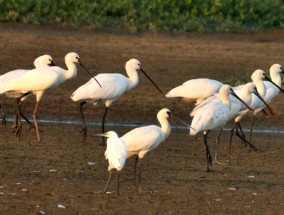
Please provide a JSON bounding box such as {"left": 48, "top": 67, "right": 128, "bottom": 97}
{"left": 79, "top": 101, "right": 87, "bottom": 142}
{"left": 15, "top": 92, "right": 31, "bottom": 140}
{"left": 101, "top": 107, "right": 109, "bottom": 145}
{"left": 103, "top": 170, "right": 112, "bottom": 194}
{"left": 133, "top": 156, "right": 138, "bottom": 190}
{"left": 20, "top": 112, "right": 36, "bottom": 130}
{"left": 235, "top": 123, "right": 261, "bottom": 152}
{"left": 0, "top": 105, "right": 6, "bottom": 126}
{"left": 117, "top": 170, "right": 120, "bottom": 195}
{"left": 203, "top": 131, "right": 212, "bottom": 172}
{"left": 138, "top": 158, "right": 142, "bottom": 192}
{"left": 227, "top": 122, "right": 237, "bottom": 156}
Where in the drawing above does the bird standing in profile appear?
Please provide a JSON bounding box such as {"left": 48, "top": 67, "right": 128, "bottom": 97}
{"left": 189, "top": 85, "right": 255, "bottom": 172}
{"left": 96, "top": 131, "right": 127, "bottom": 195}
{"left": 71, "top": 59, "right": 163, "bottom": 144}
{"left": 248, "top": 64, "right": 284, "bottom": 141}
{"left": 0, "top": 52, "right": 100, "bottom": 143}
{"left": 121, "top": 108, "right": 188, "bottom": 191}
{"left": 0, "top": 54, "right": 56, "bottom": 134}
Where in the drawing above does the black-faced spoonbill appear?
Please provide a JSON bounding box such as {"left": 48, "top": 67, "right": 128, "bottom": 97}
{"left": 226, "top": 82, "right": 272, "bottom": 156}
{"left": 0, "top": 54, "right": 56, "bottom": 128}
{"left": 0, "top": 52, "right": 101, "bottom": 143}
{"left": 189, "top": 84, "right": 254, "bottom": 172}
{"left": 165, "top": 78, "right": 223, "bottom": 105}
{"left": 95, "top": 131, "right": 127, "bottom": 195}
{"left": 200, "top": 82, "right": 264, "bottom": 164}
{"left": 121, "top": 108, "right": 189, "bottom": 192}
{"left": 248, "top": 64, "right": 284, "bottom": 140}
{"left": 227, "top": 69, "right": 283, "bottom": 148}
{"left": 71, "top": 59, "right": 163, "bottom": 144}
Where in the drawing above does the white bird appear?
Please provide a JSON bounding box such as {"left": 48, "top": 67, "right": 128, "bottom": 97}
{"left": 0, "top": 52, "right": 100, "bottom": 143}
{"left": 96, "top": 131, "right": 127, "bottom": 195}
{"left": 226, "top": 82, "right": 271, "bottom": 155}
{"left": 202, "top": 82, "right": 265, "bottom": 163}
{"left": 71, "top": 58, "right": 163, "bottom": 143}
{"left": 248, "top": 64, "right": 284, "bottom": 140}
{"left": 229, "top": 69, "right": 282, "bottom": 142}
{"left": 0, "top": 54, "right": 56, "bottom": 129}
{"left": 121, "top": 108, "right": 188, "bottom": 191}
{"left": 165, "top": 78, "right": 223, "bottom": 105}
{"left": 189, "top": 84, "right": 254, "bottom": 172}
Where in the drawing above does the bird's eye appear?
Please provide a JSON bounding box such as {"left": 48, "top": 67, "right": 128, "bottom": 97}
{"left": 167, "top": 111, "right": 171, "bottom": 116}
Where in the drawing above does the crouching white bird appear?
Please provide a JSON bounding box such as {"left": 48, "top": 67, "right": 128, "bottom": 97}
{"left": 0, "top": 52, "right": 100, "bottom": 143}
{"left": 71, "top": 59, "right": 163, "bottom": 144}
{"left": 165, "top": 78, "right": 223, "bottom": 105}
{"left": 96, "top": 131, "right": 127, "bottom": 195}
{"left": 189, "top": 84, "right": 254, "bottom": 172}
{"left": 121, "top": 108, "right": 188, "bottom": 191}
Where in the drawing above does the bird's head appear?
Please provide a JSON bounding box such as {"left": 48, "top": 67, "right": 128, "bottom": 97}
{"left": 33, "top": 54, "right": 55, "bottom": 68}
{"left": 270, "top": 63, "right": 283, "bottom": 75}
{"left": 125, "top": 58, "right": 163, "bottom": 94}
{"left": 65, "top": 52, "right": 102, "bottom": 88}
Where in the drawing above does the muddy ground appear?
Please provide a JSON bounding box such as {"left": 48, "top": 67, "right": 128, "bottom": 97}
{"left": 0, "top": 23, "right": 283, "bottom": 214}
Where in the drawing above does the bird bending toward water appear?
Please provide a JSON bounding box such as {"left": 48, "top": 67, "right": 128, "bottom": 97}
{"left": 71, "top": 59, "right": 163, "bottom": 144}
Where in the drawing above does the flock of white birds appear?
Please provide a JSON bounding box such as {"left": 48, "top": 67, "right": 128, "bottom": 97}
{"left": 0, "top": 52, "right": 283, "bottom": 194}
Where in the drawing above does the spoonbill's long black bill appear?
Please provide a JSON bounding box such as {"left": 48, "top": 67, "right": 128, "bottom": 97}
{"left": 171, "top": 113, "right": 196, "bottom": 131}
{"left": 253, "top": 87, "right": 275, "bottom": 116}
{"left": 79, "top": 61, "right": 102, "bottom": 88}
{"left": 264, "top": 74, "right": 284, "bottom": 93}
{"left": 230, "top": 88, "right": 254, "bottom": 111}
{"left": 140, "top": 67, "right": 163, "bottom": 94}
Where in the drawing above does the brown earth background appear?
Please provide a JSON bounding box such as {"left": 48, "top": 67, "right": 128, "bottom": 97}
{"left": 0, "top": 23, "right": 284, "bottom": 214}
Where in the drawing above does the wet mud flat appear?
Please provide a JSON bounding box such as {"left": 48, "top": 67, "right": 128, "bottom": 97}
{"left": 0, "top": 23, "right": 283, "bottom": 214}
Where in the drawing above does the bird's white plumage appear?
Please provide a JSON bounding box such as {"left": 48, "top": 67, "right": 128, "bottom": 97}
{"left": 71, "top": 73, "right": 129, "bottom": 106}
{"left": 233, "top": 69, "right": 269, "bottom": 122}
{"left": 71, "top": 59, "right": 142, "bottom": 107}
{"left": 103, "top": 131, "right": 127, "bottom": 171}
{"left": 254, "top": 64, "right": 283, "bottom": 113}
{"left": 0, "top": 55, "right": 54, "bottom": 98}
{"left": 0, "top": 52, "right": 80, "bottom": 101}
{"left": 121, "top": 108, "right": 171, "bottom": 159}
{"left": 189, "top": 85, "right": 234, "bottom": 136}
{"left": 165, "top": 78, "right": 223, "bottom": 105}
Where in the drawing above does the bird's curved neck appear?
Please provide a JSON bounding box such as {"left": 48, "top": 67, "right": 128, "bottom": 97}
{"left": 241, "top": 88, "right": 252, "bottom": 104}
{"left": 253, "top": 79, "right": 266, "bottom": 97}
{"left": 65, "top": 62, "right": 78, "bottom": 80}
{"left": 126, "top": 69, "right": 139, "bottom": 90}
{"left": 270, "top": 72, "right": 282, "bottom": 87}
{"left": 221, "top": 94, "right": 231, "bottom": 107}
{"left": 158, "top": 116, "right": 171, "bottom": 138}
